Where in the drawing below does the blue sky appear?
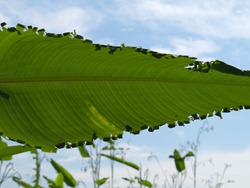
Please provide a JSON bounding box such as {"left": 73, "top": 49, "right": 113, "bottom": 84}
{"left": 1, "top": 0, "right": 250, "bottom": 187}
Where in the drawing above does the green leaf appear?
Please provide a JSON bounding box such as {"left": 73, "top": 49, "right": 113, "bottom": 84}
{"left": 1, "top": 23, "right": 250, "bottom": 150}
{"left": 101, "top": 146, "right": 115, "bottom": 151}
{"left": 135, "top": 177, "right": 153, "bottom": 188}
{"left": 54, "top": 173, "right": 64, "bottom": 188}
{"left": 122, "top": 177, "right": 135, "bottom": 184}
{"left": 44, "top": 174, "right": 64, "bottom": 188}
{"left": 169, "top": 149, "right": 194, "bottom": 172}
{"left": 78, "top": 146, "right": 90, "bottom": 158}
{"left": 0, "top": 145, "right": 34, "bottom": 160}
{"left": 102, "top": 140, "right": 115, "bottom": 151}
{"left": 169, "top": 149, "right": 185, "bottom": 172}
{"left": 139, "top": 179, "right": 153, "bottom": 188}
{"left": 12, "top": 177, "right": 33, "bottom": 188}
{"left": 50, "top": 159, "right": 77, "bottom": 187}
{"left": 43, "top": 175, "right": 56, "bottom": 187}
{"left": 0, "top": 138, "right": 11, "bottom": 160}
{"left": 101, "top": 153, "right": 139, "bottom": 170}
{"left": 185, "top": 151, "right": 195, "bottom": 157}
{"left": 95, "top": 177, "right": 109, "bottom": 186}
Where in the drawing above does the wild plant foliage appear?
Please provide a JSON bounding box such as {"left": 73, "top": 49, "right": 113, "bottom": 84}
{"left": 0, "top": 23, "right": 250, "bottom": 152}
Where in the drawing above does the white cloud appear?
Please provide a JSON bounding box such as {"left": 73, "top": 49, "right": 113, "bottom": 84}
{"left": 151, "top": 37, "right": 219, "bottom": 61}
{"left": 113, "top": 0, "right": 250, "bottom": 39}
{"left": 192, "top": 148, "right": 250, "bottom": 188}
{"left": 0, "top": 1, "right": 103, "bottom": 36}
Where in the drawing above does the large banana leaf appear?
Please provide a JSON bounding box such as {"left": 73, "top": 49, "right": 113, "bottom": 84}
{"left": 0, "top": 23, "right": 250, "bottom": 152}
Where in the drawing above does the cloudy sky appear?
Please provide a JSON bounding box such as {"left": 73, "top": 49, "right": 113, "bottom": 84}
{"left": 1, "top": 0, "right": 250, "bottom": 187}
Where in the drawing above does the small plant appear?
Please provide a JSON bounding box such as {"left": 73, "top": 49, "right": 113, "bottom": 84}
{"left": 180, "top": 121, "right": 234, "bottom": 187}
{"left": 203, "top": 163, "right": 234, "bottom": 188}
{"left": 122, "top": 166, "right": 153, "bottom": 188}
{"left": 12, "top": 150, "right": 45, "bottom": 188}
{"left": 79, "top": 140, "right": 140, "bottom": 187}
{"left": 169, "top": 149, "right": 194, "bottom": 188}
{"left": 148, "top": 149, "right": 194, "bottom": 188}
{"left": 12, "top": 150, "right": 77, "bottom": 188}
{"left": 7, "top": 128, "right": 234, "bottom": 188}
{"left": 45, "top": 158, "right": 77, "bottom": 187}
{"left": 0, "top": 137, "right": 20, "bottom": 187}
{"left": 179, "top": 121, "right": 214, "bottom": 188}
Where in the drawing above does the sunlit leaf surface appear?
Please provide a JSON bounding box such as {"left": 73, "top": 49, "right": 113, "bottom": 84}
{"left": 0, "top": 23, "right": 250, "bottom": 151}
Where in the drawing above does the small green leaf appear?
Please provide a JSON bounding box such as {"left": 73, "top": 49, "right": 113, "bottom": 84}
{"left": 169, "top": 149, "right": 194, "bottom": 172}
{"left": 139, "top": 179, "right": 153, "bottom": 188}
{"left": 101, "top": 153, "right": 139, "bottom": 170}
{"left": 135, "top": 177, "right": 153, "bottom": 188}
{"left": 50, "top": 159, "right": 77, "bottom": 187}
{"left": 184, "top": 151, "right": 195, "bottom": 157}
{"left": 78, "top": 146, "right": 90, "bottom": 158}
{"left": 122, "top": 177, "right": 135, "bottom": 184}
{"left": 55, "top": 173, "right": 64, "bottom": 188}
{"left": 0, "top": 145, "right": 34, "bottom": 160}
{"left": 44, "top": 173, "right": 64, "bottom": 188}
{"left": 169, "top": 149, "right": 185, "bottom": 172}
{"left": 95, "top": 177, "right": 109, "bottom": 186}
{"left": 0, "top": 138, "right": 11, "bottom": 160}
{"left": 12, "top": 177, "right": 33, "bottom": 188}
{"left": 43, "top": 175, "right": 55, "bottom": 186}
{"left": 102, "top": 145, "right": 115, "bottom": 151}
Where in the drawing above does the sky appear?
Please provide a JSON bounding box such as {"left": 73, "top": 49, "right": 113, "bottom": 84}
{"left": 1, "top": 0, "right": 250, "bottom": 187}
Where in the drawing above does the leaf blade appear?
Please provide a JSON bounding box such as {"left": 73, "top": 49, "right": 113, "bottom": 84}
{"left": 0, "top": 24, "right": 250, "bottom": 150}
{"left": 50, "top": 159, "right": 77, "bottom": 187}
{"left": 0, "top": 145, "right": 34, "bottom": 160}
{"left": 101, "top": 153, "right": 139, "bottom": 170}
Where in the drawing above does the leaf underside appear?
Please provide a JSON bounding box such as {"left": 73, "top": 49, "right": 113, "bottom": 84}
{"left": 0, "top": 23, "right": 250, "bottom": 151}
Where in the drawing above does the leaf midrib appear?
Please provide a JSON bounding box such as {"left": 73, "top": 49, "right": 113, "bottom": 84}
{"left": 0, "top": 77, "right": 248, "bottom": 86}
